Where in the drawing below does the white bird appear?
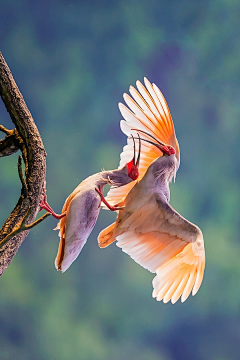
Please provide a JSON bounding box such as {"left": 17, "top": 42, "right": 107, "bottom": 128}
{"left": 98, "top": 77, "right": 205, "bottom": 304}
{"left": 51, "top": 137, "right": 141, "bottom": 272}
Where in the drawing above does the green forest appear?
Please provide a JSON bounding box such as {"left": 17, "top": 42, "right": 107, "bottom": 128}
{"left": 1, "top": 0, "right": 240, "bottom": 359}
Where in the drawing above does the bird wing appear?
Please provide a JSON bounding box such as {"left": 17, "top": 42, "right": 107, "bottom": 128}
{"left": 54, "top": 195, "right": 72, "bottom": 270}
{"left": 105, "top": 77, "right": 179, "bottom": 206}
{"left": 114, "top": 196, "right": 205, "bottom": 304}
{"left": 54, "top": 184, "right": 81, "bottom": 270}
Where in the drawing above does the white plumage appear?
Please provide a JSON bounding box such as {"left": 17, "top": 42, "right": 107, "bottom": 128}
{"left": 98, "top": 78, "right": 205, "bottom": 303}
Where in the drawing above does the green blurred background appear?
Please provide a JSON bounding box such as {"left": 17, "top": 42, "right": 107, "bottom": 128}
{"left": 1, "top": 0, "right": 240, "bottom": 359}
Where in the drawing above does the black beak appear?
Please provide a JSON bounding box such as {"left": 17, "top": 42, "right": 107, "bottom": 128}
{"left": 131, "top": 128, "right": 166, "bottom": 147}
{"left": 130, "top": 133, "right": 141, "bottom": 167}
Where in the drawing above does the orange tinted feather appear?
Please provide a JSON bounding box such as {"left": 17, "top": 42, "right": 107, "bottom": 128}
{"left": 54, "top": 192, "right": 75, "bottom": 270}
{"left": 55, "top": 225, "right": 65, "bottom": 270}
{"left": 105, "top": 78, "right": 179, "bottom": 207}
{"left": 98, "top": 222, "right": 116, "bottom": 248}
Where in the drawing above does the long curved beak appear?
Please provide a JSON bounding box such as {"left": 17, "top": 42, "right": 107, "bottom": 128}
{"left": 131, "top": 128, "right": 166, "bottom": 147}
{"left": 130, "top": 133, "right": 141, "bottom": 167}
{"left": 131, "top": 129, "right": 176, "bottom": 157}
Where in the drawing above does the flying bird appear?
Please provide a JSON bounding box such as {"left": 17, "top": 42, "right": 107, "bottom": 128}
{"left": 98, "top": 77, "right": 205, "bottom": 304}
{"left": 52, "top": 136, "right": 141, "bottom": 272}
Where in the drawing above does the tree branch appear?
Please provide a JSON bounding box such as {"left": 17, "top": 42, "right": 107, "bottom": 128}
{"left": 0, "top": 209, "right": 51, "bottom": 250}
{"left": 0, "top": 52, "right": 47, "bottom": 276}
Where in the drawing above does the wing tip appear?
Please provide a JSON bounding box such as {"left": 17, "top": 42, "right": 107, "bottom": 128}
{"left": 152, "top": 279, "right": 203, "bottom": 304}
{"left": 136, "top": 79, "right": 141, "bottom": 87}
{"left": 143, "top": 76, "right": 151, "bottom": 87}
{"left": 152, "top": 258, "right": 205, "bottom": 304}
{"left": 118, "top": 102, "right": 124, "bottom": 110}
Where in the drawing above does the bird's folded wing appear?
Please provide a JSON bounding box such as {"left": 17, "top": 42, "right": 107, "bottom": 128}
{"left": 105, "top": 77, "right": 179, "bottom": 206}
{"left": 54, "top": 184, "right": 85, "bottom": 270}
{"left": 115, "top": 197, "right": 205, "bottom": 303}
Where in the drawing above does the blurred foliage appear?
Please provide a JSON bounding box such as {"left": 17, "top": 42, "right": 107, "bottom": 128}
{"left": 1, "top": 0, "right": 240, "bottom": 359}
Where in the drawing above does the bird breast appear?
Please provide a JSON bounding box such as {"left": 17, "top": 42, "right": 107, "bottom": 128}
{"left": 152, "top": 154, "right": 177, "bottom": 183}
{"left": 123, "top": 155, "right": 177, "bottom": 209}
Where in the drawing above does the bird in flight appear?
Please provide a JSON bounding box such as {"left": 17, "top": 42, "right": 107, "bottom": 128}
{"left": 98, "top": 77, "right": 205, "bottom": 304}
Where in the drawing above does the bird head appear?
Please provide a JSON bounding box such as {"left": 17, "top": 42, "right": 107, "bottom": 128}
{"left": 126, "top": 134, "right": 141, "bottom": 180}
{"left": 132, "top": 129, "right": 175, "bottom": 156}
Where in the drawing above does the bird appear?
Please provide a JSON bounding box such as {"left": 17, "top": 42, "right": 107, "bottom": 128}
{"left": 98, "top": 77, "right": 205, "bottom": 304}
{"left": 51, "top": 136, "right": 141, "bottom": 273}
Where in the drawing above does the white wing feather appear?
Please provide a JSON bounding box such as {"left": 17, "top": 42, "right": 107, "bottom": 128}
{"left": 105, "top": 78, "right": 179, "bottom": 207}
{"left": 113, "top": 197, "right": 205, "bottom": 303}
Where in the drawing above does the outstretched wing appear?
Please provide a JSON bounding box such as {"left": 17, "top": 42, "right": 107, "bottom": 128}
{"left": 114, "top": 196, "right": 205, "bottom": 304}
{"left": 105, "top": 77, "right": 180, "bottom": 206}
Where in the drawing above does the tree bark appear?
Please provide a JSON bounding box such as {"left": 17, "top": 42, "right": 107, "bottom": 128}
{"left": 0, "top": 52, "right": 47, "bottom": 275}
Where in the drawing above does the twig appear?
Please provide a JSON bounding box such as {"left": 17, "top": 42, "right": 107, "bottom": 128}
{"left": 0, "top": 125, "right": 12, "bottom": 135}
{"left": 0, "top": 208, "right": 51, "bottom": 249}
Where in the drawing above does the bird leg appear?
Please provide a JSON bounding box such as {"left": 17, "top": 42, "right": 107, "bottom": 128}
{"left": 39, "top": 188, "right": 66, "bottom": 220}
{"left": 95, "top": 188, "right": 124, "bottom": 211}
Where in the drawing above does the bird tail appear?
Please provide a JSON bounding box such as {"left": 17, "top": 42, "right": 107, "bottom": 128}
{"left": 98, "top": 222, "right": 116, "bottom": 248}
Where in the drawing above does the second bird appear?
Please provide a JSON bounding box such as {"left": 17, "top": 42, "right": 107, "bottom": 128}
{"left": 54, "top": 137, "right": 141, "bottom": 272}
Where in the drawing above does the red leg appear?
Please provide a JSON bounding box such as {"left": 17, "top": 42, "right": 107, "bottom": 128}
{"left": 40, "top": 188, "right": 66, "bottom": 220}
{"left": 95, "top": 188, "right": 124, "bottom": 211}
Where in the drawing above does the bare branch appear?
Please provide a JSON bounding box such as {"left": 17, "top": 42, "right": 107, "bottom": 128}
{"left": 0, "top": 124, "right": 12, "bottom": 135}
{"left": 0, "top": 52, "right": 47, "bottom": 276}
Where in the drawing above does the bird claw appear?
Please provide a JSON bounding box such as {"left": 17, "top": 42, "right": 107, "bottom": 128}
{"left": 39, "top": 187, "right": 66, "bottom": 220}
{"left": 95, "top": 187, "right": 124, "bottom": 211}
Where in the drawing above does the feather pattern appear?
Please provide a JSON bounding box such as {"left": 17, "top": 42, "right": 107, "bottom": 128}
{"left": 99, "top": 177, "right": 205, "bottom": 303}
{"left": 98, "top": 79, "right": 205, "bottom": 303}
{"left": 105, "top": 77, "right": 180, "bottom": 207}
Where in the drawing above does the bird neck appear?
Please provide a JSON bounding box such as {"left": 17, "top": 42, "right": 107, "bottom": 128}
{"left": 100, "top": 167, "right": 132, "bottom": 188}
{"left": 141, "top": 154, "right": 177, "bottom": 201}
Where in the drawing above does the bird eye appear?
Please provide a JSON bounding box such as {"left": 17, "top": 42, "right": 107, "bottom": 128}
{"left": 130, "top": 167, "right": 139, "bottom": 180}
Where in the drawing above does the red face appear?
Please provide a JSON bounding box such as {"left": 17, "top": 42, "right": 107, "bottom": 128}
{"left": 127, "top": 159, "right": 139, "bottom": 180}
{"left": 161, "top": 145, "right": 176, "bottom": 156}
{"left": 126, "top": 134, "right": 141, "bottom": 180}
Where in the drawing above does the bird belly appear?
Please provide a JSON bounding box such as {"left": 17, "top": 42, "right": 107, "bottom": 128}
{"left": 61, "top": 189, "right": 100, "bottom": 271}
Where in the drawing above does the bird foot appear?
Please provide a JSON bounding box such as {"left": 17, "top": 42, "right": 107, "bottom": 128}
{"left": 95, "top": 188, "right": 124, "bottom": 211}
{"left": 40, "top": 188, "right": 66, "bottom": 220}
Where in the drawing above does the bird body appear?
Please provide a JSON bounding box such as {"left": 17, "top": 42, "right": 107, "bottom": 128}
{"left": 98, "top": 77, "right": 205, "bottom": 303}
{"left": 55, "top": 173, "right": 105, "bottom": 273}
{"left": 98, "top": 152, "right": 205, "bottom": 303}
{"left": 55, "top": 150, "right": 141, "bottom": 272}
{"left": 98, "top": 152, "right": 178, "bottom": 247}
